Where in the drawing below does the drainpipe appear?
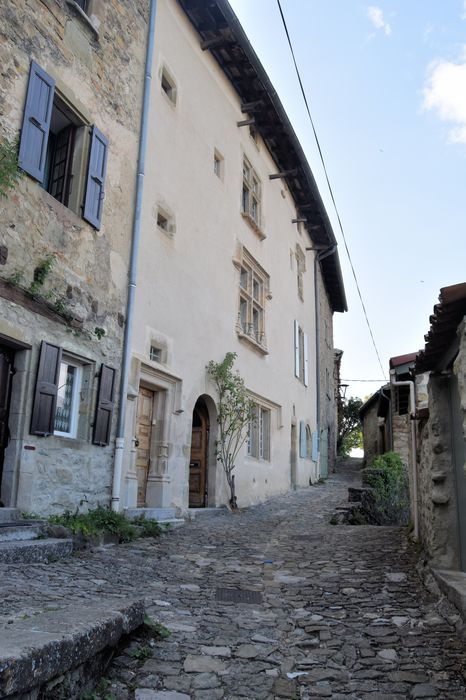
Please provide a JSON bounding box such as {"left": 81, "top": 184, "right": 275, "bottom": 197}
{"left": 313, "top": 244, "right": 337, "bottom": 474}
{"left": 389, "top": 370, "right": 418, "bottom": 540}
{"left": 111, "top": 0, "right": 157, "bottom": 511}
{"left": 380, "top": 385, "right": 392, "bottom": 451}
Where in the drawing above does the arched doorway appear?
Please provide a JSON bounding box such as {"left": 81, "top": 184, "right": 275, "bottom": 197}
{"left": 189, "top": 397, "right": 210, "bottom": 507}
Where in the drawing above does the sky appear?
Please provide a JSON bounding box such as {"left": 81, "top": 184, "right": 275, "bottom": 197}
{"left": 228, "top": 0, "right": 466, "bottom": 400}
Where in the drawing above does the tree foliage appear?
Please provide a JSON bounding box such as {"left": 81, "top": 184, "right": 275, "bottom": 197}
{"left": 207, "top": 352, "right": 255, "bottom": 509}
{"left": 337, "top": 396, "right": 363, "bottom": 456}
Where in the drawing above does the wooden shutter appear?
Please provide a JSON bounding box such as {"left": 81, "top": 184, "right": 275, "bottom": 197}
{"left": 30, "top": 341, "right": 61, "bottom": 436}
{"left": 93, "top": 364, "right": 115, "bottom": 446}
{"left": 299, "top": 420, "right": 307, "bottom": 458}
{"left": 294, "top": 320, "right": 300, "bottom": 378}
{"left": 83, "top": 126, "right": 108, "bottom": 230}
{"left": 18, "top": 61, "right": 55, "bottom": 182}
{"left": 303, "top": 332, "right": 309, "bottom": 387}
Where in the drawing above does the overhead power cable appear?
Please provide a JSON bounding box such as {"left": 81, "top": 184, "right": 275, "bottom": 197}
{"left": 341, "top": 378, "right": 387, "bottom": 383}
{"left": 276, "top": 0, "right": 387, "bottom": 381}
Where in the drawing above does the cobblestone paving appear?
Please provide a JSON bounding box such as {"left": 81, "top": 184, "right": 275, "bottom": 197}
{"left": 2, "top": 461, "right": 466, "bottom": 699}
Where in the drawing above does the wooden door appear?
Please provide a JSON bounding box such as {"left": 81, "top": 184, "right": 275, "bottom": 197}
{"left": 0, "top": 347, "right": 14, "bottom": 496}
{"left": 136, "top": 387, "right": 154, "bottom": 507}
{"left": 189, "top": 402, "right": 208, "bottom": 507}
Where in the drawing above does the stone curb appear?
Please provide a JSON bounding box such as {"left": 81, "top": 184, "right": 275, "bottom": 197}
{"left": 0, "top": 598, "right": 145, "bottom": 697}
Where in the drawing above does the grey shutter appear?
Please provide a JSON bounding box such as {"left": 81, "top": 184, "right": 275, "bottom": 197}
{"left": 303, "top": 332, "right": 309, "bottom": 387}
{"left": 30, "top": 341, "right": 61, "bottom": 436}
{"left": 18, "top": 61, "right": 55, "bottom": 182}
{"left": 312, "top": 431, "right": 319, "bottom": 462}
{"left": 294, "top": 320, "right": 300, "bottom": 378}
{"left": 299, "top": 420, "right": 307, "bottom": 458}
{"left": 83, "top": 126, "right": 108, "bottom": 230}
{"left": 93, "top": 364, "right": 115, "bottom": 446}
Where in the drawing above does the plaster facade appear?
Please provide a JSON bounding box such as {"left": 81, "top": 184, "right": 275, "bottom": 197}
{"left": 0, "top": 0, "right": 146, "bottom": 513}
{"left": 118, "top": 0, "right": 345, "bottom": 513}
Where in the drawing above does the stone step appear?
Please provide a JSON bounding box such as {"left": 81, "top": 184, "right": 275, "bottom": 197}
{"left": 125, "top": 507, "right": 177, "bottom": 521}
{"left": 0, "top": 598, "right": 145, "bottom": 699}
{"left": 0, "top": 537, "right": 73, "bottom": 563}
{"left": 0, "top": 522, "right": 41, "bottom": 542}
{"left": 0, "top": 507, "right": 21, "bottom": 523}
{"left": 348, "top": 486, "right": 374, "bottom": 503}
{"left": 188, "top": 506, "right": 228, "bottom": 519}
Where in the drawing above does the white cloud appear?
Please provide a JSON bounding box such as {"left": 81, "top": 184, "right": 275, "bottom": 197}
{"left": 423, "top": 48, "right": 466, "bottom": 144}
{"left": 367, "top": 6, "right": 392, "bottom": 36}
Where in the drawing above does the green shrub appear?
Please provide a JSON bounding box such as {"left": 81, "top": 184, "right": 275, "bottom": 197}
{"left": 370, "top": 452, "right": 410, "bottom": 525}
{"left": 49, "top": 506, "right": 137, "bottom": 543}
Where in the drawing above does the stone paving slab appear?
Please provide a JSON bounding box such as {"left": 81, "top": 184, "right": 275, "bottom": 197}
{"left": 1, "top": 459, "right": 466, "bottom": 699}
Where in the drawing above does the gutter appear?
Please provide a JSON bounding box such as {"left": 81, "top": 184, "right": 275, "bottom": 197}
{"left": 111, "top": 0, "right": 157, "bottom": 511}
{"left": 389, "top": 370, "right": 418, "bottom": 540}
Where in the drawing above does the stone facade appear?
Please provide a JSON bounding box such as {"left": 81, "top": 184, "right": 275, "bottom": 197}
{"left": 317, "top": 268, "right": 338, "bottom": 475}
{"left": 116, "top": 0, "right": 346, "bottom": 513}
{"left": 0, "top": 0, "right": 147, "bottom": 513}
{"left": 415, "top": 317, "right": 466, "bottom": 570}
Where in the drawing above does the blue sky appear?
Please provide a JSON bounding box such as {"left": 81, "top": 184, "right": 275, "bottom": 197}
{"left": 229, "top": 0, "right": 466, "bottom": 398}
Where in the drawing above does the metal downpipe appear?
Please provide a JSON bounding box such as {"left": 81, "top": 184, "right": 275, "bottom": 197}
{"left": 111, "top": 0, "right": 157, "bottom": 511}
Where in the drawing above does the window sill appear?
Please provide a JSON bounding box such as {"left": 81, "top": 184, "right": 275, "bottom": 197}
{"left": 237, "top": 330, "right": 269, "bottom": 355}
{"left": 241, "top": 212, "right": 266, "bottom": 240}
{"left": 66, "top": 0, "right": 100, "bottom": 39}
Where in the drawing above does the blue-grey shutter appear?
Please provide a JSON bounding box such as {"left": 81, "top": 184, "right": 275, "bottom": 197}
{"left": 83, "top": 126, "right": 108, "bottom": 230}
{"left": 299, "top": 420, "right": 307, "bottom": 458}
{"left": 312, "top": 431, "right": 319, "bottom": 462}
{"left": 92, "top": 364, "right": 115, "bottom": 446}
{"left": 294, "top": 320, "right": 300, "bottom": 378}
{"left": 30, "top": 341, "right": 62, "bottom": 436}
{"left": 18, "top": 61, "right": 55, "bottom": 182}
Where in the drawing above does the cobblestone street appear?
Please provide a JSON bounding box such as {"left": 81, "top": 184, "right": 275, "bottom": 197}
{"left": 3, "top": 460, "right": 466, "bottom": 699}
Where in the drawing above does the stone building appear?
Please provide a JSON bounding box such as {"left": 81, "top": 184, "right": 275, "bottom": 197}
{"left": 415, "top": 283, "right": 466, "bottom": 572}
{"left": 115, "top": 0, "right": 347, "bottom": 515}
{"left": 0, "top": 0, "right": 147, "bottom": 514}
{"left": 359, "top": 384, "right": 391, "bottom": 468}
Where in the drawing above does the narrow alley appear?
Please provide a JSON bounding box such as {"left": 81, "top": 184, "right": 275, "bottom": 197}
{"left": 2, "top": 460, "right": 466, "bottom": 699}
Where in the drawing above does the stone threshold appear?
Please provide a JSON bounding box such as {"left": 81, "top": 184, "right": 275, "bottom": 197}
{"left": 432, "top": 568, "right": 466, "bottom": 622}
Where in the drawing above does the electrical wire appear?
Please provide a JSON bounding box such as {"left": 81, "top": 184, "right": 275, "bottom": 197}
{"left": 341, "top": 378, "right": 387, "bottom": 383}
{"left": 276, "top": 0, "right": 387, "bottom": 381}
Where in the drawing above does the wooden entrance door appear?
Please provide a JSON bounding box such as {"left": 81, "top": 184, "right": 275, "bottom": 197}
{"left": 0, "top": 347, "right": 14, "bottom": 497}
{"left": 189, "top": 400, "right": 209, "bottom": 507}
{"left": 136, "top": 387, "right": 155, "bottom": 507}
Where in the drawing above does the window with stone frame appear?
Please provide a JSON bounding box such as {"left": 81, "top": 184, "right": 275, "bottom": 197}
{"left": 296, "top": 244, "right": 306, "bottom": 301}
{"left": 242, "top": 157, "right": 261, "bottom": 228}
{"left": 247, "top": 403, "right": 271, "bottom": 461}
{"left": 54, "top": 357, "right": 83, "bottom": 438}
{"left": 237, "top": 250, "right": 269, "bottom": 350}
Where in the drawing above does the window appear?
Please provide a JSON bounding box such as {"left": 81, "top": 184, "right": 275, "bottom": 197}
{"left": 214, "top": 149, "right": 224, "bottom": 179}
{"left": 299, "top": 421, "right": 313, "bottom": 459}
{"left": 237, "top": 249, "right": 269, "bottom": 351}
{"left": 242, "top": 157, "right": 262, "bottom": 230}
{"left": 54, "top": 359, "right": 82, "bottom": 438}
{"left": 73, "top": 0, "right": 88, "bottom": 11}
{"left": 156, "top": 207, "right": 174, "bottom": 235}
{"left": 248, "top": 404, "right": 270, "bottom": 461}
{"left": 18, "top": 61, "right": 108, "bottom": 229}
{"left": 30, "top": 341, "right": 115, "bottom": 445}
{"left": 161, "top": 67, "right": 177, "bottom": 105}
{"left": 296, "top": 245, "right": 306, "bottom": 301}
{"left": 149, "top": 345, "right": 162, "bottom": 363}
{"left": 294, "top": 320, "right": 309, "bottom": 386}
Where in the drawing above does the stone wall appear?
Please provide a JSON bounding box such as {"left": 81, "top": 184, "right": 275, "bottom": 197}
{"left": 417, "top": 373, "right": 460, "bottom": 569}
{"left": 318, "top": 266, "right": 338, "bottom": 473}
{"left": 0, "top": 0, "right": 147, "bottom": 513}
{"left": 361, "top": 401, "right": 380, "bottom": 468}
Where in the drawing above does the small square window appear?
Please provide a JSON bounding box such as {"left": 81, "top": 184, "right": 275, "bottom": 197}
{"left": 150, "top": 345, "right": 162, "bottom": 363}
{"left": 157, "top": 211, "right": 168, "bottom": 230}
{"left": 214, "top": 149, "right": 224, "bottom": 179}
{"left": 161, "top": 67, "right": 177, "bottom": 105}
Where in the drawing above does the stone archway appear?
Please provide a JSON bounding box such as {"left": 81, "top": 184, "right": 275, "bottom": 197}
{"left": 189, "top": 394, "right": 218, "bottom": 508}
